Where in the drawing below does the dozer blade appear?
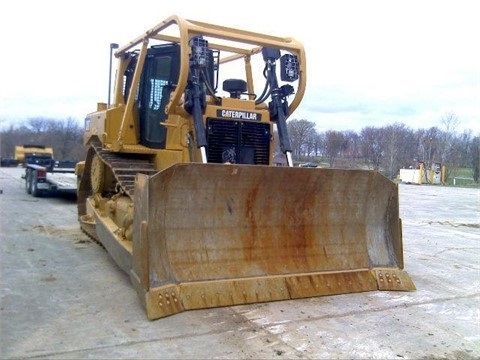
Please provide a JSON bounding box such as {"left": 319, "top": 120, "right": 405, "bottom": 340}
{"left": 130, "top": 163, "right": 415, "bottom": 320}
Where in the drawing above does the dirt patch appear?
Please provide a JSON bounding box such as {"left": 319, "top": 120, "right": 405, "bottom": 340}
{"left": 26, "top": 224, "right": 92, "bottom": 246}
{"left": 40, "top": 275, "right": 56, "bottom": 282}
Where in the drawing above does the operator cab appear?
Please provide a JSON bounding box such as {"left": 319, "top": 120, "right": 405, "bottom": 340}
{"left": 123, "top": 43, "right": 216, "bottom": 149}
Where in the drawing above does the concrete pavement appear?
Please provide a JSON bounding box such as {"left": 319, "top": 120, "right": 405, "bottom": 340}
{"left": 1, "top": 166, "right": 479, "bottom": 359}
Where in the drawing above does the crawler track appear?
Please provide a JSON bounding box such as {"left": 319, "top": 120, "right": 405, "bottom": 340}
{"left": 90, "top": 141, "right": 157, "bottom": 198}
{"left": 77, "top": 140, "right": 158, "bottom": 245}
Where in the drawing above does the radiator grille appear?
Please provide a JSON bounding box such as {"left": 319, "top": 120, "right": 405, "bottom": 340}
{"left": 206, "top": 119, "right": 271, "bottom": 165}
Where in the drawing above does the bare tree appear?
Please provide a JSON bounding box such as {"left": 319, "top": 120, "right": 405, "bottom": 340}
{"left": 49, "top": 118, "right": 85, "bottom": 160}
{"left": 341, "top": 131, "right": 361, "bottom": 168}
{"left": 360, "top": 127, "right": 383, "bottom": 171}
{"left": 0, "top": 125, "right": 24, "bottom": 158}
{"left": 287, "top": 119, "right": 318, "bottom": 159}
{"left": 469, "top": 135, "right": 480, "bottom": 182}
{"left": 381, "top": 123, "right": 416, "bottom": 178}
{"left": 438, "top": 111, "right": 460, "bottom": 164}
{"left": 324, "top": 130, "right": 346, "bottom": 168}
{"left": 27, "top": 117, "right": 52, "bottom": 133}
{"left": 312, "top": 132, "right": 324, "bottom": 158}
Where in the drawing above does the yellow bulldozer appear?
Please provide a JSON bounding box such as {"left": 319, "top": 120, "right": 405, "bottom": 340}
{"left": 14, "top": 144, "right": 54, "bottom": 167}
{"left": 77, "top": 15, "right": 415, "bottom": 320}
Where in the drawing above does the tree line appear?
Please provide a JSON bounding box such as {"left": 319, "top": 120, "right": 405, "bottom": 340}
{"left": 1, "top": 113, "right": 479, "bottom": 183}
{"left": 284, "top": 112, "right": 479, "bottom": 182}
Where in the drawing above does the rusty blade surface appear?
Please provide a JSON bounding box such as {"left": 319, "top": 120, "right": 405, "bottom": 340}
{"left": 134, "top": 163, "right": 403, "bottom": 286}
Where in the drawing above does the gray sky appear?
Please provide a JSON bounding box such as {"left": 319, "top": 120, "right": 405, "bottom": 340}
{"left": 0, "top": 0, "right": 478, "bottom": 134}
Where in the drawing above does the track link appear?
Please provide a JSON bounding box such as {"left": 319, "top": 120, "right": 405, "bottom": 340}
{"left": 91, "top": 141, "right": 157, "bottom": 198}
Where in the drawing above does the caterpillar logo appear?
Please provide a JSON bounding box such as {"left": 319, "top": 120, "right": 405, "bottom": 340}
{"left": 217, "top": 109, "right": 261, "bottom": 121}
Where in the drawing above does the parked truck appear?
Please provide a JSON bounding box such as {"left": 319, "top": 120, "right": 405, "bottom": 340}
{"left": 16, "top": 145, "right": 78, "bottom": 197}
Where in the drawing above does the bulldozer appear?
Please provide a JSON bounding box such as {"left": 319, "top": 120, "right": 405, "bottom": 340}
{"left": 77, "top": 15, "right": 415, "bottom": 320}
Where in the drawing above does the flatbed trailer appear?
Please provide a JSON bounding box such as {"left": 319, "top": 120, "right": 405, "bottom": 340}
{"left": 23, "top": 163, "right": 77, "bottom": 197}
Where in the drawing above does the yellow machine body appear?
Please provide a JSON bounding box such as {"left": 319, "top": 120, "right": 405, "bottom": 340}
{"left": 77, "top": 15, "right": 414, "bottom": 320}
{"left": 14, "top": 145, "right": 54, "bottom": 163}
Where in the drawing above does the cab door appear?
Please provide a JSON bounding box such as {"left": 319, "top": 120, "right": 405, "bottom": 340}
{"left": 138, "top": 44, "right": 180, "bottom": 148}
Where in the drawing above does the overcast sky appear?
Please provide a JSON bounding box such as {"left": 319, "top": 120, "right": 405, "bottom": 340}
{"left": 0, "top": 0, "right": 478, "bottom": 134}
